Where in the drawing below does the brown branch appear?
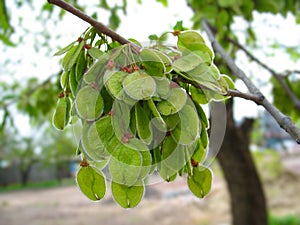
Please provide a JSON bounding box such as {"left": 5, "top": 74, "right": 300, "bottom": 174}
{"left": 227, "top": 37, "right": 300, "bottom": 111}
{"left": 225, "top": 89, "right": 265, "bottom": 105}
{"left": 202, "top": 19, "right": 300, "bottom": 144}
{"left": 47, "top": 0, "right": 130, "bottom": 45}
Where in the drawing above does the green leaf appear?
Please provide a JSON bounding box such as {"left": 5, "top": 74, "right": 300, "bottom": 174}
{"left": 75, "top": 50, "right": 87, "bottom": 82}
{"left": 173, "top": 20, "right": 188, "bottom": 31}
{"left": 69, "top": 66, "right": 78, "bottom": 97}
{"left": 75, "top": 85, "right": 104, "bottom": 121}
{"left": 157, "top": 85, "right": 187, "bottom": 115}
{"left": 177, "top": 31, "right": 205, "bottom": 50}
{"left": 60, "top": 71, "right": 69, "bottom": 89}
{"left": 62, "top": 41, "right": 85, "bottom": 71}
{"left": 187, "top": 166, "right": 212, "bottom": 198}
{"left": 111, "top": 181, "right": 144, "bottom": 208}
{"left": 52, "top": 97, "right": 71, "bottom": 130}
{"left": 156, "top": 0, "right": 168, "bottom": 7}
{"left": 190, "top": 86, "right": 209, "bottom": 104}
{"left": 76, "top": 166, "right": 106, "bottom": 201}
{"left": 218, "top": 0, "right": 242, "bottom": 7}
{"left": 123, "top": 71, "right": 156, "bottom": 100}
{"left": 54, "top": 41, "right": 76, "bottom": 56}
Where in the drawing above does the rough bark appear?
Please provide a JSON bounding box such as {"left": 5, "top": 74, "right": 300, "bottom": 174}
{"left": 216, "top": 99, "right": 268, "bottom": 225}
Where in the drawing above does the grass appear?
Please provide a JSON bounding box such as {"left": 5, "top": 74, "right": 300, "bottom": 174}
{"left": 0, "top": 178, "right": 75, "bottom": 193}
{"left": 269, "top": 214, "right": 300, "bottom": 225}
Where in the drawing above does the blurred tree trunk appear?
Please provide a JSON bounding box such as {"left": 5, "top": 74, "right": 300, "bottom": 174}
{"left": 20, "top": 165, "right": 32, "bottom": 186}
{"left": 216, "top": 99, "right": 268, "bottom": 225}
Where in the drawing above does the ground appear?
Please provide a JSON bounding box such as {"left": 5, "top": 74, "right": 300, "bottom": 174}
{"left": 0, "top": 154, "right": 300, "bottom": 225}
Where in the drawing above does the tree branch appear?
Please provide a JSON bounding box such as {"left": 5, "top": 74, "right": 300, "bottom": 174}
{"left": 227, "top": 37, "right": 300, "bottom": 111}
{"left": 202, "top": 19, "right": 300, "bottom": 144}
{"left": 47, "top": 0, "right": 130, "bottom": 45}
{"left": 225, "top": 89, "right": 264, "bottom": 105}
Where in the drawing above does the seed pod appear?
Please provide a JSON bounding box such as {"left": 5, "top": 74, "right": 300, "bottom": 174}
{"left": 52, "top": 96, "right": 71, "bottom": 130}
{"left": 76, "top": 165, "right": 106, "bottom": 201}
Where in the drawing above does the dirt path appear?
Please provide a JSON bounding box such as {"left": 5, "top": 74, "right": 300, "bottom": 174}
{"left": 0, "top": 175, "right": 230, "bottom": 225}
{"left": 1, "top": 156, "right": 300, "bottom": 225}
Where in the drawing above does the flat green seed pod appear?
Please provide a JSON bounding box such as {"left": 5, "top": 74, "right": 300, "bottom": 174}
{"left": 171, "top": 104, "right": 200, "bottom": 145}
{"left": 75, "top": 85, "right": 104, "bottom": 121}
{"left": 109, "top": 144, "right": 142, "bottom": 186}
{"left": 140, "top": 48, "right": 165, "bottom": 76}
{"left": 84, "top": 53, "right": 109, "bottom": 84}
{"left": 52, "top": 97, "right": 71, "bottom": 130}
{"left": 123, "top": 71, "right": 156, "bottom": 100}
{"left": 81, "top": 122, "right": 108, "bottom": 162}
{"left": 157, "top": 86, "right": 187, "bottom": 115}
{"left": 76, "top": 166, "right": 106, "bottom": 201}
{"left": 111, "top": 181, "right": 144, "bottom": 208}
{"left": 173, "top": 53, "right": 201, "bottom": 72}
{"left": 69, "top": 66, "right": 78, "bottom": 97}
{"left": 103, "top": 70, "right": 127, "bottom": 100}
{"left": 88, "top": 47, "right": 104, "bottom": 59}
{"left": 153, "top": 77, "right": 171, "bottom": 99}
{"left": 187, "top": 166, "right": 212, "bottom": 198}
{"left": 135, "top": 103, "right": 153, "bottom": 145}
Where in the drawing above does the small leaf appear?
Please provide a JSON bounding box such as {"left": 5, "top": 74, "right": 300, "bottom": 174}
{"left": 76, "top": 166, "right": 106, "bottom": 201}
{"left": 187, "top": 166, "right": 212, "bottom": 198}
{"left": 60, "top": 71, "right": 69, "bottom": 89}
{"left": 75, "top": 85, "right": 104, "bottom": 121}
{"left": 75, "top": 50, "right": 87, "bottom": 82}
{"left": 177, "top": 31, "right": 205, "bottom": 51}
{"left": 62, "top": 41, "right": 85, "bottom": 71}
{"left": 111, "top": 181, "right": 144, "bottom": 208}
{"left": 54, "top": 41, "right": 76, "bottom": 56}
{"left": 69, "top": 66, "right": 78, "bottom": 97}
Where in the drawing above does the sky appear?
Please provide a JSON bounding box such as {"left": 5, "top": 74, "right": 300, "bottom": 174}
{"left": 1, "top": 0, "right": 300, "bottom": 136}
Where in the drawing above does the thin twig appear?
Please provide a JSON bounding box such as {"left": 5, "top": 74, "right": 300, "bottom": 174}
{"left": 202, "top": 19, "right": 300, "bottom": 144}
{"left": 227, "top": 37, "right": 300, "bottom": 111}
{"left": 47, "top": 0, "right": 131, "bottom": 45}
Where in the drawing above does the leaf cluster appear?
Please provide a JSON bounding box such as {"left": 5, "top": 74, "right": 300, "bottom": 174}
{"left": 53, "top": 27, "right": 233, "bottom": 207}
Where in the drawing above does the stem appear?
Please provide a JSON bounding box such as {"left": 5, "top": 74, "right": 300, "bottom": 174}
{"left": 47, "top": 0, "right": 130, "bottom": 45}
